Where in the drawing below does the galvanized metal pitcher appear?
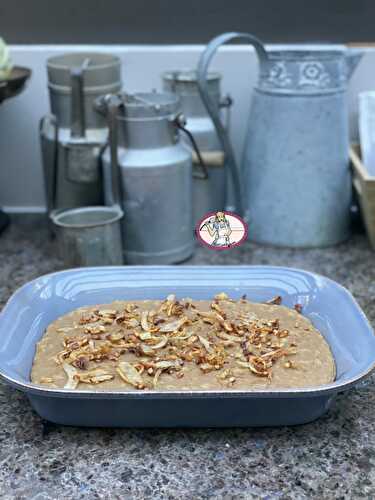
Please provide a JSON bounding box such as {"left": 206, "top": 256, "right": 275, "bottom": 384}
{"left": 197, "top": 33, "right": 362, "bottom": 247}
{"left": 97, "top": 91, "right": 195, "bottom": 264}
{"left": 40, "top": 52, "right": 122, "bottom": 212}
{"left": 162, "top": 70, "right": 232, "bottom": 224}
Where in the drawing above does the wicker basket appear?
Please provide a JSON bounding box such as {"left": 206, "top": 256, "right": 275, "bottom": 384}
{"left": 350, "top": 144, "right": 375, "bottom": 249}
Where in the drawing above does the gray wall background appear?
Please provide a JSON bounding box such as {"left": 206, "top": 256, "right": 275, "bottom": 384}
{"left": 1, "top": 43, "right": 374, "bottom": 212}
{"left": 1, "top": 0, "right": 374, "bottom": 44}
{"left": 1, "top": 2, "right": 375, "bottom": 212}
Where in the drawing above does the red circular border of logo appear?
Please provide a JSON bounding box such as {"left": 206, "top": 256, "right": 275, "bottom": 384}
{"left": 195, "top": 211, "right": 249, "bottom": 250}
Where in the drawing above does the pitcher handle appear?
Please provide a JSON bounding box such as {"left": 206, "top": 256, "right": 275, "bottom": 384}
{"left": 197, "top": 32, "right": 268, "bottom": 216}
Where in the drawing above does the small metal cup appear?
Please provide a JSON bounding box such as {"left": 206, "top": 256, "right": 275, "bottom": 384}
{"left": 51, "top": 205, "right": 124, "bottom": 267}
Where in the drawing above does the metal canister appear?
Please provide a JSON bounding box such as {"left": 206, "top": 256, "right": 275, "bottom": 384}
{"left": 98, "top": 92, "right": 194, "bottom": 264}
{"left": 162, "top": 70, "right": 232, "bottom": 225}
{"left": 40, "top": 52, "right": 122, "bottom": 212}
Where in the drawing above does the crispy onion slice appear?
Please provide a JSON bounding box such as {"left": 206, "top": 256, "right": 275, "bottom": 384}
{"left": 158, "top": 316, "right": 188, "bottom": 333}
{"left": 62, "top": 363, "right": 79, "bottom": 389}
{"left": 117, "top": 362, "right": 145, "bottom": 389}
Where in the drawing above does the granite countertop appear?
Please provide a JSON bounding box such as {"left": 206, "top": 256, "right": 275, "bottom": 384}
{"left": 1, "top": 217, "right": 375, "bottom": 499}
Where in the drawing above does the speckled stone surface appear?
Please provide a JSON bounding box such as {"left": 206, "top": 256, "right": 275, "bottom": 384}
{"left": 1, "top": 217, "right": 375, "bottom": 499}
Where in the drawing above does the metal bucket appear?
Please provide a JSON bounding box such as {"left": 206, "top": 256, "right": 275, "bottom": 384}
{"left": 51, "top": 205, "right": 124, "bottom": 267}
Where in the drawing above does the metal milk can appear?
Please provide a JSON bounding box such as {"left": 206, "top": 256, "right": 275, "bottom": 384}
{"left": 162, "top": 70, "right": 232, "bottom": 224}
{"left": 40, "top": 52, "right": 122, "bottom": 212}
{"left": 97, "top": 92, "right": 194, "bottom": 264}
{"left": 197, "top": 33, "right": 363, "bottom": 247}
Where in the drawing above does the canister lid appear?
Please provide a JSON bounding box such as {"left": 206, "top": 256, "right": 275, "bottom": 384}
{"left": 47, "top": 52, "right": 121, "bottom": 90}
{"left": 117, "top": 91, "right": 181, "bottom": 119}
{"left": 163, "top": 70, "right": 221, "bottom": 95}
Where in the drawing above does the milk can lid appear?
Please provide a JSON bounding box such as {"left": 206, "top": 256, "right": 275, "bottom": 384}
{"left": 163, "top": 70, "right": 221, "bottom": 83}
{"left": 162, "top": 70, "right": 221, "bottom": 95}
{"left": 117, "top": 91, "right": 181, "bottom": 119}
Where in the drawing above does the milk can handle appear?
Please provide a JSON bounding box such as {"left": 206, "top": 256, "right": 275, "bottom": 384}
{"left": 175, "top": 113, "right": 209, "bottom": 179}
{"left": 197, "top": 32, "right": 268, "bottom": 216}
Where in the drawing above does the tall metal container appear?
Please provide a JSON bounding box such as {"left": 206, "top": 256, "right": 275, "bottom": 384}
{"left": 40, "top": 52, "right": 122, "bottom": 212}
{"left": 162, "top": 70, "right": 232, "bottom": 224}
{"left": 98, "top": 92, "right": 194, "bottom": 264}
{"left": 197, "top": 32, "right": 363, "bottom": 248}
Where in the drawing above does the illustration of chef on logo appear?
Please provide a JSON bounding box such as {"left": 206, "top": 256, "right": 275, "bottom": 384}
{"left": 199, "top": 211, "right": 232, "bottom": 247}
{"left": 196, "top": 210, "right": 248, "bottom": 250}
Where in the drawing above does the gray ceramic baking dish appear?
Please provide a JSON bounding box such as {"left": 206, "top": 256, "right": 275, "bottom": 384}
{"left": 0, "top": 265, "right": 374, "bottom": 428}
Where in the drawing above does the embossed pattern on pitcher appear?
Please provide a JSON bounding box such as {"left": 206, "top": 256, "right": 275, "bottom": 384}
{"left": 259, "top": 51, "right": 349, "bottom": 93}
{"left": 265, "top": 62, "right": 293, "bottom": 88}
{"left": 298, "top": 61, "right": 331, "bottom": 88}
